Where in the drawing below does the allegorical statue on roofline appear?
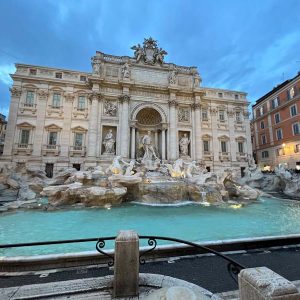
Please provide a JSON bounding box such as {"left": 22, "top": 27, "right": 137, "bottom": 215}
{"left": 131, "top": 37, "right": 168, "bottom": 65}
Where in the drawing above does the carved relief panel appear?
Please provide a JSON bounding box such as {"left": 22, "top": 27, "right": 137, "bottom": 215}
{"left": 103, "top": 100, "right": 118, "bottom": 117}
{"left": 178, "top": 107, "right": 190, "bottom": 123}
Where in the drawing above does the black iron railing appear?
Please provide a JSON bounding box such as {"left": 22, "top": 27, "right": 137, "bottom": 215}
{"left": 0, "top": 235, "right": 246, "bottom": 284}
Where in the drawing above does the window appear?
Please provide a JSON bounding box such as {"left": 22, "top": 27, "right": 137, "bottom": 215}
{"left": 20, "top": 129, "right": 30, "bottom": 145}
{"left": 260, "top": 121, "right": 265, "bottom": 129}
{"left": 238, "top": 142, "right": 244, "bottom": 153}
{"left": 294, "top": 144, "right": 300, "bottom": 153}
{"left": 262, "top": 151, "right": 269, "bottom": 158}
{"left": 25, "top": 91, "right": 34, "bottom": 106}
{"left": 261, "top": 135, "right": 267, "bottom": 145}
{"left": 234, "top": 94, "right": 239, "bottom": 100}
{"left": 221, "top": 141, "right": 227, "bottom": 153}
{"left": 202, "top": 109, "right": 208, "bottom": 120}
{"left": 293, "top": 123, "right": 300, "bottom": 135}
{"left": 274, "top": 113, "right": 280, "bottom": 124}
{"left": 80, "top": 75, "right": 86, "bottom": 81}
{"left": 203, "top": 140, "right": 209, "bottom": 152}
{"left": 78, "top": 96, "right": 86, "bottom": 110}
{"left": 218, "top": 92, "right": 223, "bottom": 98}
{"left": 290, "top": 104, "right": 297, "bottom": 117}
{"left": 276, "top": 148, "right": 285, "bottom": 156}
{"left": 235, "top": 111, "right": 241, "bottom": 122}
{"left": 276, "top": 128, "right": 283, "bottom": 140}
{"left": 29, "top": 69, "right": 37, "bottom": 75}
{"left": 74, "top": 133, "right": 83, "bottom": 147}
{"left": 219, "top": 110, "right": 225, "bottom": 122}
{"left": 48, "top": 132, "right": 58, "bottom": 145}
{"left": 55, "top": 72, "right": 62, "bottom": 79}
{"left": 52, "top": 93, "right": 61, "bottom": 108}
{"left": 271, "top": 97, "right": 279, "bottom": 109}
{"left": 256, "top": 109, "right": 260, "bottom": 117}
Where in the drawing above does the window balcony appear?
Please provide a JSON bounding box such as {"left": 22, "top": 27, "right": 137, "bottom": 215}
{"left": 47, "top": 105, "right": 63, "bottom": 117}
{"left": 12, "top": 143, "right": 33, "bottom": 155}
{"left": 73, "top": 107, "right": 88, "bottom": 119}
{"left": 219, "top": 152, "right": 231, "bottom": 161}
{"left": 203, "top": 150, "right": 213, "bottom": 161}
{"left": 69, "top": 145, "right": 86, "bottom": 157}
{"left": 42, "top": 144, "right": 60, "bottom": 156}
{"left": 19, "top": 103, "right": 37, "bottom": 114}
{"left": 236, "top": 152, "right": 247, "bottom": 161}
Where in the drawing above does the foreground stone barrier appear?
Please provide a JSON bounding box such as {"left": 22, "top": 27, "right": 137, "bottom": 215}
{"left": 239, "top": 267, "right": 300, "bottom": 299}
{"left": 113, "top": 230, "right": 139, "bottom": 298}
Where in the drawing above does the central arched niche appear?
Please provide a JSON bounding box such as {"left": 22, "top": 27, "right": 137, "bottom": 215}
{"left": 136, "top": 107, "right": 162, "bottom": 125}
{"left": 134, "top": 107, "right": 165, "bottom": 160}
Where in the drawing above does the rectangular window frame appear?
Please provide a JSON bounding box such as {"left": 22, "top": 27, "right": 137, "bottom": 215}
{"left": 293, "top": 122, "right": 300, "bottom": 136}
{"left": 52, "top": 93, "right": 61, "bottom": 108}
{"left": 276, "top": 128, "right": 283, "bottom": 140}
{"left": 290, "top": 104, "right": 297, "bottom": 117}
{"left": 261, "top": 135, "right": 266, "bottom": 145}
{"left": 274, "top": 113, "right": 280, "bottom": 124}
{"left": 221, "top": 141, "right": 227, "bottom": 153}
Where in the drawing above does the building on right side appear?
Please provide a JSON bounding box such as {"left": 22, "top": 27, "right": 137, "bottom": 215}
{"left": 251, "top": 72, "right": 300, "bottom": 171}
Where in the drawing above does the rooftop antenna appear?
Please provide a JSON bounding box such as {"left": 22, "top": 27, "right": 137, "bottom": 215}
{"left": 282, "top": 72, "right": 285, "bottom": 82}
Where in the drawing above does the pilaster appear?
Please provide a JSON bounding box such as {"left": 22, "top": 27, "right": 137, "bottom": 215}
{"left": 3, "top": 87, "right": 22, "bottom": 158}
{"left": 119, "top": 94, "right": 130, "bottom": 158}
{"left": 168, "top": 95, "right": 178, "bottom": 160}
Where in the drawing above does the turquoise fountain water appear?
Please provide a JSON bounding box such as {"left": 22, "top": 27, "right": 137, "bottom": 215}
{"left": 1, "top": 197, "right": 300, "bottom": 256}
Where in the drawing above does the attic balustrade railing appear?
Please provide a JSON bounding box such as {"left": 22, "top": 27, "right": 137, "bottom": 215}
{"left": 0, "top": 235, "right": 246, "bottom": 284}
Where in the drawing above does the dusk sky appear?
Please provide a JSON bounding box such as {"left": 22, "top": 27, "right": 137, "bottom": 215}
{"left": 1, "top": 0, "right": 300, "bottom": 117}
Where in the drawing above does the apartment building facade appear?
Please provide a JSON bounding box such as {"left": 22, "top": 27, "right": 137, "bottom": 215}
{"left": 252, "top": 73, "right": 300, "bottom": 170}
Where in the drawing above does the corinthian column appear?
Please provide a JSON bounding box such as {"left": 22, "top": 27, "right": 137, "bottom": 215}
{"left": 87, "top": 92, "right": 101, "bottom": 158}
{"left": 193, "top": 102, "right": 202, "bottom": 161}
{"left": 119, "top": 94, "right": 130, "bottom": 158}
{"left": 168, "top": 98, "right": 178, "bottom": 160}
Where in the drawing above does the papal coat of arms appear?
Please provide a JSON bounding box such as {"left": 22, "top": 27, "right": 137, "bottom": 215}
{"left": 131, "top": 37, "right": 167, "bottom": 65}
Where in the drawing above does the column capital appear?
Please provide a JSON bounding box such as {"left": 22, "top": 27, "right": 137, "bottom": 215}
{"left": 161, "top": 122, "right": 168, "bottom": 130}
{"left": 65, "top": 93, "right": 75, "bottom": 102}
{"left": 130, "top": 120, "right": 137, "bottom": 128}
{"left": 119, "top": 94, "right": 130, "bottom": 103}
{"left": 168, "top": 99, "right": 178, "bottom": 107}
{"left": 88, "top": 91, "right": 102, "bottom": 102}
{"left": 37, "top": 89, "right": 49, "bottom": 100}
{"left": 210, "top": 107, "right": 218, "bottom": 116}
{"left": 9, "top": 87, "right": 22, "bottom": 97}
{"left": 191, "top": 102, "right": 201, "bottom": 110}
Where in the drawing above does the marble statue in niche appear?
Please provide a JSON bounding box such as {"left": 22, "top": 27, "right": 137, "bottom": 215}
{"left": 104, "top": 101, "right": 117, "bottom": 117}
{"left": 91, "top": 57, "right": 101, "bottom": 75}
{"left": 121, "top": 63, "right": 130, "bottom": 79}
{"left": 179, "top": 133, "right": 190, "bottom": 156}
{"left": 103, "top": 129, "right": 115, "bottom": 154}
{"left": 142, "top": 131, "right": 159, "bottom": 161}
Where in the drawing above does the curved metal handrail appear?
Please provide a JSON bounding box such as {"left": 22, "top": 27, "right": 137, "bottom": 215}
{"left": 139, "top": 235, "right": 246, "bottom": 283}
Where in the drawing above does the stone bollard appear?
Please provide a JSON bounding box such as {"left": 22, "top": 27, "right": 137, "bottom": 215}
{"left": 113, "top": 230, "right": 139, "bottom": 298}
{"left": 239, "top": 267, "right": 300, "bottom": 300}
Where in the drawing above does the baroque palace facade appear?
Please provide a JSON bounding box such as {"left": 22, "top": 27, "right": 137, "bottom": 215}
{"left": 2, "top": 38, "right": 251, "bottom": 177}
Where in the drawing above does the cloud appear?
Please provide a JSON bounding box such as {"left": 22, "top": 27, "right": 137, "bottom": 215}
{"left": 0, "top": 64, "right": 15, "bottom": 85}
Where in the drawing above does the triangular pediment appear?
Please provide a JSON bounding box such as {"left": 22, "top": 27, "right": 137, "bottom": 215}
{"left": 45, "top": 123, "right": 62, "bottom": 131}
{"left": 17, "top": 122, "right": 35, "bottom": 128}
{"left": 71, "top": 126, "right": 87, "bottom": 132}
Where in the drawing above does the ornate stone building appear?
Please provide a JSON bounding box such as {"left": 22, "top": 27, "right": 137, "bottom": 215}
{"left": 2, "top": 38, "right": 251, "bottom": 176}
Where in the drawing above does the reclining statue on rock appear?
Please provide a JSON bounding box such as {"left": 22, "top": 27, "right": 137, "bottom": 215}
{"left": 183, "top": 161, "right": 207, "bottom": 178}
